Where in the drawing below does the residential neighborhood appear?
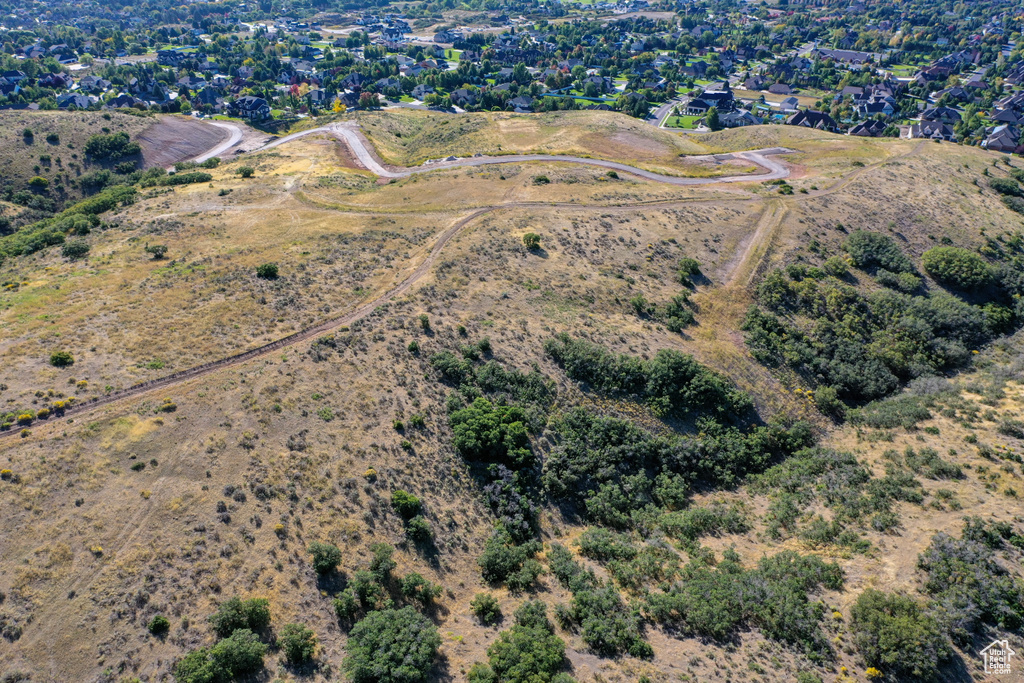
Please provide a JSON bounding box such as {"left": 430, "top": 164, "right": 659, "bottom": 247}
{"left": 0, "top": 0, "right": 1021, "bottom": 147}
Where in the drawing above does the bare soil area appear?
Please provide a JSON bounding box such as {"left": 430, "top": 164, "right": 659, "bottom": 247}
{"left": 137, "top": 116, "right": 230, "bottom": 169}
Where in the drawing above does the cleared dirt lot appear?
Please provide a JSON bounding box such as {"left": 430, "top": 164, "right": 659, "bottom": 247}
{"left": 138, "top": 115, "right": 230, "bottom": 168}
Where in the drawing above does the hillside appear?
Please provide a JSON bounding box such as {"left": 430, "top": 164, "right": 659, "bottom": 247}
{"left": 0, "top": 111, "right": 230, "bottom": 224}
{"left": 1, "top": 110, "right": 1023, "bottom": 683}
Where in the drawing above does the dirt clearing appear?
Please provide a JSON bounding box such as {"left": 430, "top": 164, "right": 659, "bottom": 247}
{"left": 138, "top": 116, "right": 230, "bottom": 168}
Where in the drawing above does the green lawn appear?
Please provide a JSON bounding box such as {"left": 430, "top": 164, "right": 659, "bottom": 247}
{"left": 664, "top": 114, "right": 702, "bottom": 129}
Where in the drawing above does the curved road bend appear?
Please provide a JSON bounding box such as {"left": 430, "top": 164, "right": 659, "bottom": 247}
{"left": 257, "top": 122, "right": 794, "bottom": 184}
{"left": 0, "top": 129, "right": 794, "bottom": 438}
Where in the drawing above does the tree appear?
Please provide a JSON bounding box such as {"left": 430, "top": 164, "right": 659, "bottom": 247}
{"left": 344, "top": 607, "right": 441, "bottom": 683}
{"left": 145, "top": 244, "right": 168, "bottom": 260}
{"left": 481, "top": 600, "right": 567, "bottom": 683}
{"left": 706, "top": 106, "right": 722, "bottom": 131}
{"left": 238, "top": 166, "right": 255, "bottom": 178}
{"left": 148, "top": 615, "right": 170, "bottom": 635}
{"left": 523, "top": 233, "right": 541, "bottom": 250}
{"left": 308, "top": 541, "right": 342, "bottom": 574}
{"left": 209, "top": 597, "right": 271, "bottom": 637}
{"left": 62, "top": 240, "right": 90, "bottom": 260}
{"left": 922, "top": 246, "right": 993, "bottom": 290}
{"left": 175, "top": 629, "right": 267, "bottom": 683}
{"left": 49, "top": 351, "right": 74, "bottom": 368}
{"left": 279, "top": 623, "right": 317, "bottom": 664}
{"left": 850, "top": 589, "right": 949, "bottom": 680}
{"left": 256, "top": 263, "right": 279, "bottom": 279}
{"left": 208, "top": 629, "right": 267, "bottom": 677}
{"left": 471, "top": 593, "right": 502, "bottom": 625}
{"left": 28, "top": 176, "right": 49, "bottom": 189}
{"left": 332, "top": 98, "right": 347, "bottom": 114}
{"left": 391, "top": 490, "right": 422, "bottom": 519}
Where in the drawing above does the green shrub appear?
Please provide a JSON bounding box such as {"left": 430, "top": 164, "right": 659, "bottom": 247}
{"left": 307, "top": 541, "right": 342, "bottom": 575}
{"left": 238, "top": 166, "right": 255, "bottom": 178}
{"left": 471, "top": 593, "right": 502, "bottom": 625}
{"left": 450, "top": 397, "right": 532, "bottom": 467}
{"left": 922, "top": 246, "right": 993, "bottom": 290}
{"left": 400, "top": 573, "right": 443, "bottom": 605}
{"left": 647, "top": 550, "right": 843, "bottom": 660}
{"left": 145, "top": 244, "right": 168, "bottom": 260}
{"left": 989, "top": 176, "right": 1021, "bottom": 196}
{"left": 850, "top": 589, "right": 949, "bottom": 680}
{"left": 576, "top": 528, "right": 638, "bottom": 562}
{"left": 369, "top": 542, "right": 397, "bottom": 581}
{"left": 344, "top": 607, "right": 441, "bottom": 683}
{"left": 543, "top": 334, "right": 752, "bottom": 418}
{"left": 406, "top": 515, "right": 433, "bottom": 543}
{"left": 147, "top": 614, "right": 170, "bottom": 635}
{"left": 391, "top": 490, "right": 422, "bottom": 519}
{"left": 256, "top": 263, "right": 279, "bottom": 279}
{"left": 483, "top": 600, "right": 568, "bottom": 683}
{"left": 84, "top": 132, "right": 140, "bottom": 161}
{"left": 918, "top": 527, "right": 1024, "bottom": 644}
{"left": 49, "top": 351, "right": 74, "bottom": 368}
{"left": 175, "top": 628, "right": 267, "bottom": 682}
{"left": 279, "top": 622, "right": 317, "bottom": 664}
{"left": 875, "top": 268, "right": 922, "bottom": 292}
{"left": 844, "top": 231, "right": 915, "bottom": 273}
{"left": 822, "top": 255, "right": 849, "bottom": 277}
{"left": 209, "top": 597, "right": 271, "bottom": 637}
{"left": 523, "top": 233, "right": 541, "bottom": 250}
{"left": 478, "top": 526, "right": 542, "bottom": 589}
{"left": 61, "top": 240, "right": 90, "bottom": 260}
{"left": 209, "top": 629, "right": 266, "bottom": 676}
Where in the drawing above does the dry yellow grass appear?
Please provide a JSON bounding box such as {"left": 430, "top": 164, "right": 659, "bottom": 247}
{"left": 1, "top": 121, "right": 1024, "bottom": 683}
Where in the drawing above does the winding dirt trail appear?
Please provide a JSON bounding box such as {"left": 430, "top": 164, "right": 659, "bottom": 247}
{"left": 0, "top": 128, "right": 801, "bottom": 441}
{"left": 262, "top": 122, "right": 794, "bottom": 184}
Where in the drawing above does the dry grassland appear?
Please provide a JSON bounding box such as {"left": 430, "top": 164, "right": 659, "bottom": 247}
{"left": 1, "top": 119, "right": 1023, "bottom": 683}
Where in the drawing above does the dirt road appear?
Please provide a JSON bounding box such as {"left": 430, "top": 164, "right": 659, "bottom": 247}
{"left": 0, "top": 126, "right": 796, "bottom": 439}
{"left": 261, "top": 122, "right": 794, "bottom": 184}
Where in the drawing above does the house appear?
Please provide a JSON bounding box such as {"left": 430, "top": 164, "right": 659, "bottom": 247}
{"left": 433, "top": 29, "right": 460, "bottom": 43}
{"left": 921, "top": 106, "right": 961, "bottom": 124}
{"left": 1, "top": 70, "right": 27, "bottom": 84}
{"left": 79, "top": 75, "right": 111, "bottom": 92}
{"left": 56, "top": 93, "right": 90, "bottom": 109}
{"left": 768, "top": 83, "right": 793, "bottom": 95}
{"left": 411, "top": 84, "right": 434, "bottom": 100}
{"left": 907, "top": 121, "right": 955, "bottom": 141}
{"left": 857, "top": 99, "right": 895, "bottom": 118}
{"left": 779, "top": 96, "right": 800, "bottom": 112}
{"left": 508, "top": 95, "right": 534, "bottom": 112}
{"left": 449, "top": 88, "right": 478, "bottom": 107}
{"left": 157, "top": 49, "right": 186, "bottom": 67}
{"left": 229, "top": 95, "right": 271, "bottom": 121}
{"left": 104, "top": 93, "right": 145, "bottom": 109}
{"left": 743, "top": 75, "right": 767, "bottom": 91}
{"left": 849, "top": 119, "right": 887, "bottom": 137}
{"left": 38, "top": 73, "right": 73, "bottom": 90}
{"left": 786, "top": 110, "right": 838, "bottom": 131}
{"left": 992, "top": 109, "right": 1021, "bottom": 125}
{"left": 719, "top": 109, "right": 762, "bottom": 127}
{"left": 341, "top": 72, "right": 369, "bottom": 91}
{"left": 195, "top": 87, "right": 223, "bottom": 107}
{"left": 307, "top": 89, "right": 332, "bottom": 105}
{"left": 812, "top": 48, "right": 877, "bottom": 65}
{"left": 982, "top": 124, "right": 1020, "bottom": 152}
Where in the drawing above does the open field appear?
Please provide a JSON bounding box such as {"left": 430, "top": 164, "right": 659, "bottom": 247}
{"left": 1, "top": 114, "right": 1024, "bottom": 683}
